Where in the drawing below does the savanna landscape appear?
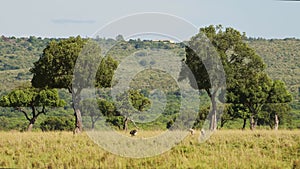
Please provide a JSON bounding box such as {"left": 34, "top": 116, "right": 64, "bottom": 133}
{"left": 0, "top": 24, "right": 300, "bottom": 169}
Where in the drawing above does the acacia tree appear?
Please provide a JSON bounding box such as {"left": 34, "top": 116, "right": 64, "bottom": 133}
{"left": 229, "top": 72, "right": 273, "bottom": 129}
{"left": 178, "top": 25, "right": 292, "bottom": 131}
{"left": 116, "top": 89, "right": 151, "bottom": 131}
{"left": 227, "top": 70, "right": 292, "bottom": 130}
{"left": 180, "top": 25, "right": 265, "bottom": 130}
{"left": 30, "top": 36, "right": 118, "bottom": 133}
{"left": 0, "top": 88, "right": 65, "bottom": 131}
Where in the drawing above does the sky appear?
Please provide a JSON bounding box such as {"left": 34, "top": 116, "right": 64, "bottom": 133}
{"left": 1, "top": 0, "right": 300, "bottom": 39}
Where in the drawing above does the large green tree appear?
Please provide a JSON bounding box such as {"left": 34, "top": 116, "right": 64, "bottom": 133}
{"left": 30, "top": 36, "right": 118, "bottom": 133}
{"left": 0, "top": 88, "right": 65, "bottom": 131}
{"left": 180, "top": 25, "right": 292, "bottom": 130}
{"left": 228, "top": 71, "right": 292, "bottom": 130}
{"left": 228, "top": 72, "right": 273, "bottom": 129}
{"left": 209, "top": 26, "right": 292, "bottom": 130}
{"left": 180, "top": 25, "right": 265, "bottom": 130}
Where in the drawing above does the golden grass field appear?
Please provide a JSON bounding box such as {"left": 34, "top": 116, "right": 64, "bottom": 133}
{"left": 0, "top": 130, "right": 299, "bottom": 169}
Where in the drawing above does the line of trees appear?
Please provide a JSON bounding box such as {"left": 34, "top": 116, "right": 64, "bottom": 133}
{"left": 0, "top": 25, "right": 293, "bottom": 132}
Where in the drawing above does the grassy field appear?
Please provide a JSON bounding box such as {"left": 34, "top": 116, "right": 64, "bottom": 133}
{"left": 0, "top": 130, "right": 299, "bottom": 169}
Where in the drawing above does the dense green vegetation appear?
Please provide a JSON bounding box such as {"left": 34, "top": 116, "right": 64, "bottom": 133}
{"left": 0, "top": 25, "right": 300, "bottom": 131}
{"left": 0, "top": 87, "right": 65, "bottom": 131}
{"left": 181, "top": 25, "right": 292, "bottom": 131}
{"left": 247, "top": 38, "right": 300, "bottom": 129}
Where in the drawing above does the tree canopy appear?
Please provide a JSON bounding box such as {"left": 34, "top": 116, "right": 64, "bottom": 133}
{"left": 30, "top": 36, "right": 118, "bottom": 132}
{"left": 0, "top": 88, "right": 65, "bottom": 131}
{"left": 180, "top": 25, "right": 292, "bottom": 130}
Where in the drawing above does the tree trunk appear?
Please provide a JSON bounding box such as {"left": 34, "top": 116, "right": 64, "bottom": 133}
{"left": 27, "top": 123, "right": 34, "bottom": 131}
{"left": 74, "top": 108, "right": 83, "bottom": 134}
{"left": 220, "top": 119, "right": 225, "bottom": 128}
{"left": 27, "top": 118, "right": 36, "bottom": 131}
{"left": 274, "top": 114, "right": 279, "bottom": 130}
{"left": 71, "top": 88, "right": 83, "bottom": 134}
{"left": 250, "top": 115, "right": 255, "bottom": 130}
{"left": 209, "top": 91, "right": 217, "bottom": 131}
{"left": 210, "top": 113, "right": 217, "bottom": 131}
{"left": 242, "top": 118, "right": 247, "bottom": 130}
{"left": 91, "top": 121, "right": 95, "bottom": 130}
{"left": 123, "top": 117, "right": 128, "bottom": 131}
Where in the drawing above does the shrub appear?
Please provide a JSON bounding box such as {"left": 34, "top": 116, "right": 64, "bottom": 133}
{"left": 40, "top": 116, "right": 74, "bottom": 131}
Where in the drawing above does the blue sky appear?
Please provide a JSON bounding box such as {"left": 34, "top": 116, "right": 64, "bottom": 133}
{"left": 1, "top": 0, "right": 300, "bottom": 39}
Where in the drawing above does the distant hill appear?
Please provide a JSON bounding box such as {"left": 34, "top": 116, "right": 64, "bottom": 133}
{"left": 0, "top": 36, "right": 56, "bottom": 91}
{"left": 1, "top": 36, "right": 300, "bottom": 98}
{"left": 247, "top": 38, "right": 300, "bottom": 100}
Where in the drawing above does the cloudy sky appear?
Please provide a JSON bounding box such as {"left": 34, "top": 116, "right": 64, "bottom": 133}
{"left": 1, "top": 0, "right": 300, "bottom": 39}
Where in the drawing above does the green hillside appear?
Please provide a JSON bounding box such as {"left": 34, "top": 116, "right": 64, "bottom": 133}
{"left": 0, "top": 36, "right": 55, "bottom": 92}
{"left": 247, "top": 38, "right": 300, "bottom": 97}
{"left": 2, "top": 36, "right": 300, "bottom": 94}
{"left": 1, "top": 35, "right": 300, "bottom": 130}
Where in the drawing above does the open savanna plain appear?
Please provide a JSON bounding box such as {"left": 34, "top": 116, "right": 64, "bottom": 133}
{"left": 0, "top": 130, "right": 299, "bottom": 169}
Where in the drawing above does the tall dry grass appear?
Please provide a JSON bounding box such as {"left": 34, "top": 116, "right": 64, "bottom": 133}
{"left": 0, "top": 130, "right": 299, "bottom": 168}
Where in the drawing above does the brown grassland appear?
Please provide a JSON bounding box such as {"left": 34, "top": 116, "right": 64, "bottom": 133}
{"left": 0, "top": 130, "right": 299, "bottom": 169}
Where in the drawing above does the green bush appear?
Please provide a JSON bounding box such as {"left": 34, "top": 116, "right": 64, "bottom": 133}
{"left": 105, "top": 116, "right": 123, "bottom": 129}
{"left": 0, "top": 116, "right": 9, "bottom": 130}
{"left": 40, "top": 116, "right": 74, "bottom": 131}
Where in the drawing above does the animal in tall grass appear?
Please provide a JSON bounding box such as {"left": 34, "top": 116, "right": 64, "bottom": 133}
{"left": 130, "top": 129, "right": 138, "bottom": 136}
{"left": 189, "top": 128, "right": 195, "bottom": 135}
